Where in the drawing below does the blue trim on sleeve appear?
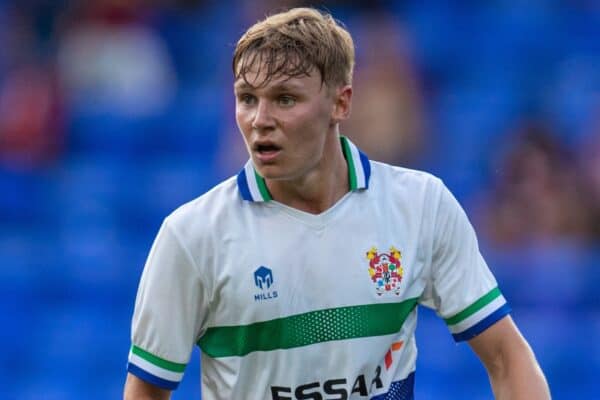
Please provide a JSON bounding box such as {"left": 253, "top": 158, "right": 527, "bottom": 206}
{"left": 370, "top": 371, "right": 414, "bottom": 400}
{"left": 452, "top": 303, "right": 512, "bottom": 342}
{"left": 237, "top": 168, "right": 253, "bottom": 201}
{"left": 127, "top": 362, "right": 179, "bottom": 391}
{"left": 359, "top": 150, "right": 371, "bottom": 188}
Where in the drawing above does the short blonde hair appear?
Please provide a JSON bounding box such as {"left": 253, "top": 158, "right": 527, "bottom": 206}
{"left": 233, "top": 7, "right": 355, "bottom": 88}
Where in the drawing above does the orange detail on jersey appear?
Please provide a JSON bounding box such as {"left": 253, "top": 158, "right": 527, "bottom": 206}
{"left": 384, "top": 341, "right": 404, "bottom": 370}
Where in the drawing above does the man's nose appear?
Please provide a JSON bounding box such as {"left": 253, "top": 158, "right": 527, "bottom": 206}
{"left": 252, "top": 100, "right": 275, "bottom": 131}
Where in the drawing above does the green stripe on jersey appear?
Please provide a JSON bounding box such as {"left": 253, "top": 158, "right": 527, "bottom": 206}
{"left": 444, "top": 287, "right": 502, "bottom": 326}
{"left": 131, "top": 345, "right": 186, "bottom": 372}
{"left": 254, "top": 170, "right": 272, "bottom": 201}
{"left": 197, "top": 298, "right": 418, "bottom": 358}
{"left": 340, "top": 136, "right": 358, "bottom": 190}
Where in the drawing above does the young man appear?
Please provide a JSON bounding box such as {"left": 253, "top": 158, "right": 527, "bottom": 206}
{"left": 124, "top": 8, "right": 550, "bottom": 400}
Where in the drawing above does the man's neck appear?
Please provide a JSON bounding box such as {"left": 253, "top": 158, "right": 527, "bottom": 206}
{"left": 265, "top": 136, "right": 349, "bottom": 214}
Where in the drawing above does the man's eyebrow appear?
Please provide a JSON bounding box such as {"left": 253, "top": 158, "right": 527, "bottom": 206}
{"left": 234, "top": 80, "right": 305, "bottom": 92}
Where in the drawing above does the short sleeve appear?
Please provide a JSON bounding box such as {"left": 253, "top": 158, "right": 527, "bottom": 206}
{"left": 420, "top": 180, "right": 510, "bottom": 342}
{"left": 126, "top": 219, "right": 206, "bottom": 390}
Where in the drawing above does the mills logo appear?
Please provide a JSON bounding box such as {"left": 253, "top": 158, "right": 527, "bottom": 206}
{"left": 254, "top": 266, "right": 278, "bottom": 301}
{"left": 366, "top": 246, "right": 404, "bottom": 296}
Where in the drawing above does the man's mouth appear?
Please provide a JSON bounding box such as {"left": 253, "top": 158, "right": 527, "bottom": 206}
{"left": 255, "top": 143, "right": 281, "bottom": 153}
{"left": 254, "top": 142, "right": 282, "bottom": 162}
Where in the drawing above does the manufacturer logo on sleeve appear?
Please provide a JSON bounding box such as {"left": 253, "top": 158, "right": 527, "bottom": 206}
{"left": 253, "top": 266, "right": 278, "bottom": 301}
{"left": 366, "top": 246, "right": 404, "bottom": 296}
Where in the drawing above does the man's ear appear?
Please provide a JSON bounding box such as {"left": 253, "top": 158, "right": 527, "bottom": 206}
{"left": 331, "top": 85, "right": 353, "bottom": 123}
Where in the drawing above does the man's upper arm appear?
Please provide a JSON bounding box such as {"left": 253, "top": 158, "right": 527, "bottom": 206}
{"left": 468, "top": 315, "right": 528, "bottom": 368}
{"left": 126, "top": 218, "right": 206, "bottom": 391}
{"left": 124, "top": 372, "right": 171, "bottom": 400}
{"left": 422, "top": 179, "right": 511, "bottom": 341}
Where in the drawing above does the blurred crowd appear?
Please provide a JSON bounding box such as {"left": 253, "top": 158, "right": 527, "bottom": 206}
{"left": 478, "top": 120, "right": 600, "bottom": 247}
{"left": 1, "top": 1, "right": 599, "bottom": 399}
{"left": 1, "top": 0, "right": 599, "bottom": 246}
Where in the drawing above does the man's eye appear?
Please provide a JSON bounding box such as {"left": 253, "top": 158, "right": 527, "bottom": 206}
{"left": 278, "top": 95, "right": 296, "bottom": 107}
{"left": 239, "top": 94, "right": 256, "bottom": 105}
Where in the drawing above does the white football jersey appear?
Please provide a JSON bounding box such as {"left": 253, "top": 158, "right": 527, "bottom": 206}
{"left": 127, "top": 136, "right": 510, "bottom": 399}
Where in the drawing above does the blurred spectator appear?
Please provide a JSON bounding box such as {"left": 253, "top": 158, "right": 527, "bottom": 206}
{"left": 342, "top": 12, "right": 425, "bottom": 166}
{"left": 0, "top": 63, "right": 64, "bottom": 168}
{"left": 56, "top": 1, "right": 176, "bottom": 117}
{"left": 579, "top": 106, "right": 600, "bottom": 239}
{"left": 0, "top": 3, "right": 65, "bottom": 168}
{"left": 478, "top": 120, "right": 595, "bottom": 248}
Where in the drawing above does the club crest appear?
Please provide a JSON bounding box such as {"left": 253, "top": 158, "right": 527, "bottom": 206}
{"left": 366, "top": 246, "right": 404, "bottom": 295}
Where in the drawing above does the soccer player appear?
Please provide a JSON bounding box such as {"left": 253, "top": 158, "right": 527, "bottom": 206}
{"left": 124, "top": 7, "right": 550, "bottom": 400}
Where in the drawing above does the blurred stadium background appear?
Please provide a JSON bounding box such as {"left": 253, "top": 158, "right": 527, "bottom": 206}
{"left": 1, "top": 0, "right": 599, "bottom": 398}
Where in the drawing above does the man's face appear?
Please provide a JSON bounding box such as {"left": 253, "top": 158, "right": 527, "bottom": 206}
{"left": 234, "top": 65, "right": 340, "bottom": 182}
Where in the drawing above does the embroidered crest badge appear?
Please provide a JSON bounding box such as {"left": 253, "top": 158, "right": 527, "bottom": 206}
{"left": 366, "top": 246, "right": 404, "bottom": 295}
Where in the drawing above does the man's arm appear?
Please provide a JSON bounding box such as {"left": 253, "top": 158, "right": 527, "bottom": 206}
{"left": 124, "top": 373, "right": 171, "bottom": 400}
{"left": 469, "top": 316, "right": 550, "bottom": 399}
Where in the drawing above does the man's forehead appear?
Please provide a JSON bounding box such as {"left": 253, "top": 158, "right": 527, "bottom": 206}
{"left": 234, "top": 51, "right": 320, "bottom": 89}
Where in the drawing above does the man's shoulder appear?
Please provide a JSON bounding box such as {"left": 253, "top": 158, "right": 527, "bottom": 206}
{"left": 370, "top": 160, "right": 443, "bottom": 191}
{"left": 163, "top": 175, "right": 241, "bottom": 230}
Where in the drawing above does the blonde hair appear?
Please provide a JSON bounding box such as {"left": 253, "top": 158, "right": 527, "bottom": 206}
{"left": 233, "top": 7, "right": 355, "bottom": 88}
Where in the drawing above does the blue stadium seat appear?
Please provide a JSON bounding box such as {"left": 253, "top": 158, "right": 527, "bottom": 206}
{"left": 156, "top": 3, "right": 238, "bottom": 82}
{"left": 67, "top": 108, "right": 156, "bottom": 160}
{"left": 486, "top": 243, "right": 590, "bottom": 310}
{"left": 516, "top": 307, "right": 600, "bottom": 398}
{"left": 0, "top": 168, "right": 57, "bottom": 225}
{"left": 148, "top": 85, "right": 225, "bottom": 162}
{"left": 113, "top": 155, "right": 221, "bottom": 234}
{"left": 20, "top": 302, "right": 131, "bottom": 399}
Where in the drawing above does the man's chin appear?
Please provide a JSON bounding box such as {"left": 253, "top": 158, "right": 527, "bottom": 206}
{"left": 255, "top": 168, "right": 286, "bottom": 181}
{"left": 254, "top": 164, "right": 298, "bottom": 182}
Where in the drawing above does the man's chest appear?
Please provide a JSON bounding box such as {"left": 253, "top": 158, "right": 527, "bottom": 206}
{"left": 203, "top": 210, "right": 429, "bottom": 328}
